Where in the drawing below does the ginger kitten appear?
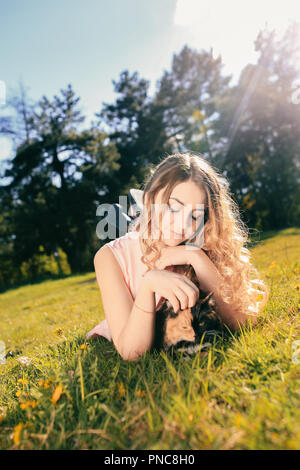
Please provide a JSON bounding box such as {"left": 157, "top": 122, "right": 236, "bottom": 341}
{"left": 152, "top": 264, "right": 225, "bottom": 354}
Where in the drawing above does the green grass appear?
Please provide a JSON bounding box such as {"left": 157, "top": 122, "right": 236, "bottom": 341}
{"left": 0, "top": 227, "right": 299, "bottom": 450}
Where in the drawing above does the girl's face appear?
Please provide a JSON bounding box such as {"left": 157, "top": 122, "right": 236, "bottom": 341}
{"left": 154, "top": 180, "right": 207, "bottom": 247}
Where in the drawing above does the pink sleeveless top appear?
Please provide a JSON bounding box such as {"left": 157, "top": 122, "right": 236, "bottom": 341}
{"left": 86, "top": 230, "right": 165, "bottom": 342}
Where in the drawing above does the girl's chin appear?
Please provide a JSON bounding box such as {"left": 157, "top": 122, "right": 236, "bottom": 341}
{"left": 162, "top": 237, "right": 183, "bottom": 246}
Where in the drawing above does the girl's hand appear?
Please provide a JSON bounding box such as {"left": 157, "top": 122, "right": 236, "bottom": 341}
{"left": 143, "top": 269, "right": 199, "bottom": 313}
{"left": 155, "top": 245, "right": 201, "bottom": 270}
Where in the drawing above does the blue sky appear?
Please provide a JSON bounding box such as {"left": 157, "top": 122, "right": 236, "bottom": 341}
{"left": 0, "top": 0, "right": 298, "bottom": 160}
{"left": 1, "top": 0, "right": 185, "bottom": 125}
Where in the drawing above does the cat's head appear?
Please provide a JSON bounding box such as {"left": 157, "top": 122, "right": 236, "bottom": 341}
{"left": 164, "top": 307, "right": 195, "bottom": 346}
{"left": 191, "top": 291, "right": 215, "bottom": 319}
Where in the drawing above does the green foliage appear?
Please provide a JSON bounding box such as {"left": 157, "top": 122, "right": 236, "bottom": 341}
{"left": 0, "top": 245, "right": 71, "bottom": 291}
{"left": 0, "top": 84, "right": 121, "bottom": 275}
{"left": 20, "top": 245, "right": 71, "bottom": 280}
{"left": 213, "top": 23, "right": 300, "bottom": 230}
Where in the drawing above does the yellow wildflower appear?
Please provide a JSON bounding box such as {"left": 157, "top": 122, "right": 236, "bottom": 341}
{"left": 44, "top": 378, "right": 51, "bottom": 389}
{"left": 13, "top": 423, "right": 24, "bottom": 445}
{"left": 268, "top": 261, "right": 277, "bottom": 270}
{"left": 20, "top": 400, "right": 38, "bottom": 410}
{"left": 188, "top": 413, "right": 194, "bottom": 422}
{"left": 235, "top": 413, "right": 242, "bottom": 428}
{"left": 51, "top": 384, "right": 63, "bottom": 406}
{"left": 79, "top": 344, "right": 87, "bottom": 350}
{"left": 135, "top": 389, "right": 146, "bottom": 397}
{"left": 117, "top": 382, "right": 126, "bottom": 398}
{"left": 38, "top": 378, "right": 51, "bottom": 388}
{"left": 17, "top": 378, "right": 28, "bottom": 385}
{"left": 16, "top": 390, "right": 22, "bottom": 397}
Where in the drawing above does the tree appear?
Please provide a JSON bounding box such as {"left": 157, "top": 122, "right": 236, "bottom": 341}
{"left": 153, "top": 44, "right": 232, "bottom": 158}
{"left": 96, "top": 46, "right": 232, "bottom": 200}
{"left": 96, "top": 70, "right": 173, "bottom": 196}
{"left": 212, "top": 22, "right": 300, "bottom": 230}
{"left": 1, "top": 84, "right": 121, "bottom": 272}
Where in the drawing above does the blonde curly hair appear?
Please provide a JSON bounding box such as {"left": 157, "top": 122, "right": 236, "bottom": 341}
{"left": 129, "top": 152, "right": 269, "bottom": 322}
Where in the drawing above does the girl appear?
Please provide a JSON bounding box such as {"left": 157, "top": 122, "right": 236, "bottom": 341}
{"left": 87, "top": 153, "right": 269, "bottom": 361}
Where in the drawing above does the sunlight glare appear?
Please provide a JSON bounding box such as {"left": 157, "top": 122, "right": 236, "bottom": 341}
{"left": 173, "top": 0, "right": 300, "bottom": 79}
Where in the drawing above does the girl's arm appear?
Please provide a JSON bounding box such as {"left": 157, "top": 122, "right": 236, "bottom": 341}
{"left": 117, "top": 278, "right": 157, "bottom": 361}
{"left": 189, "top": 250, "right": 254, "bottom": 331}
{"left": 94, "top": 245, "right": 157, "bottom": 362}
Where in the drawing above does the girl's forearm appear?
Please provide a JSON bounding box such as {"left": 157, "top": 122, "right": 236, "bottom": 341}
{"left": 117, "top": 277, "right": 157, "bottom": 361}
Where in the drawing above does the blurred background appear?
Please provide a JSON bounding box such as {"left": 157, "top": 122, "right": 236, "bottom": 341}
{"left": 0, "top": 0, "right": 299, "bottom": 291}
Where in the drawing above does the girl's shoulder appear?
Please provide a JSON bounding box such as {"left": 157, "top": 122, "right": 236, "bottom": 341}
{"left": 104, "top": 231, "right": 141, "bottom": 264}
{"left": 105, "top": 230, "right": 139, "bottom": 248}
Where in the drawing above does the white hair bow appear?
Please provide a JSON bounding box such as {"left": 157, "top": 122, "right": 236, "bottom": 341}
{"left": 103, "top": 188, "right": 144, "bottom": 233}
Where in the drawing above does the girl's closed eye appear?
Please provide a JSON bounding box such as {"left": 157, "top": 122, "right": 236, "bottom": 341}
{"left": 168, "top": 204, "right": 203, "bottom": 222}
{"left": 168, "top": 205, "right": 180, "bottom": 213}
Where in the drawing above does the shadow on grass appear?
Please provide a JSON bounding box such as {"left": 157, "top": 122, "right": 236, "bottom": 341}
{"left": 247, "top": 227, "right": 300, "bottom": 249}
{"left": 75, "top": 278, "right": 96, "bottom": 285}
{"left": 0, "top": 272, "right": 95, "bottom": 295}
{"left": 81, "top": 325, "right": 240, "bottom": 371}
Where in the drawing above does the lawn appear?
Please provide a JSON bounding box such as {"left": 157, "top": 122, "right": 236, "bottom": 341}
{"left": 0, "top": 227, "right": 299, "bottom": 450}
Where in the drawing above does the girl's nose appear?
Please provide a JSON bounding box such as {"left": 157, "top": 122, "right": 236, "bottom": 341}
{"left": 172, "top": 211, "right": 193, "bottom": 238}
